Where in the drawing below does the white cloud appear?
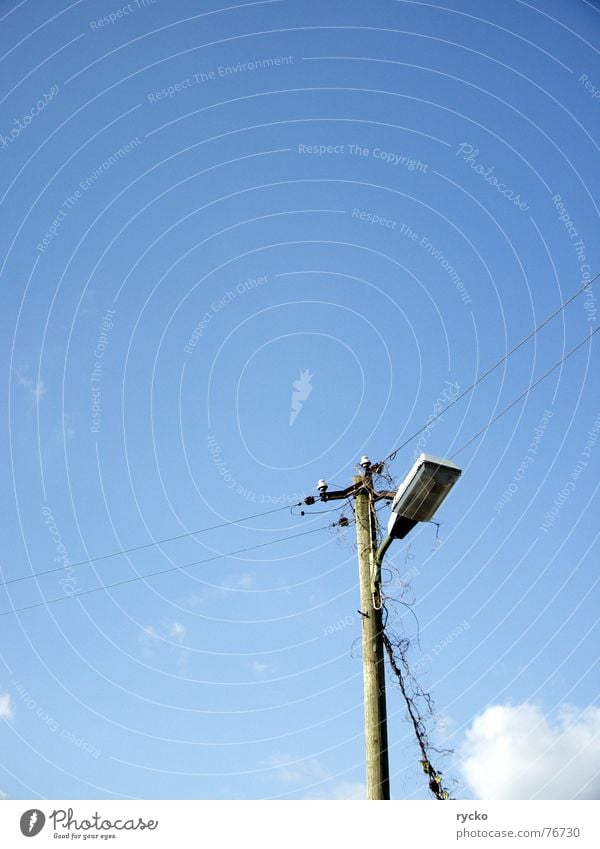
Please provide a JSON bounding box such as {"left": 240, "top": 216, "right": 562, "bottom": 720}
{"left": 0, "top": 790, "right": 7, "bottom": 800}
{"left": 0, "top": 693, "right": 14, "bottom": 720}
{"left": 459, "top": 703, "right": 600, "bottom": 799}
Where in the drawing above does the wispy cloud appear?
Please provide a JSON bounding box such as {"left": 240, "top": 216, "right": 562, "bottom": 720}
{"left": 138, "top": 625, "right": 158, "bottom": 654}
{"left": 15, "top": 368, "right": 46, "bottom": 406}
{"left": 0, "top": 790, "right": 8, "bottom": 800}
{"left": 219, "top": 573, "right": 255, "bottom": 591}
{"left": 264, "top": 752, "right": 365, "bottom": 799}
{"left": 265, "top": 752, "right": 329, "bottom": 785}
{"left": 139, "top": 622, "right": 190, "bottom": 676}
{"left": 0, "top": 693, "right": 14, "bottom": 720}
{"left": 62, "top": 413, "right": 75, "bottom": 441}
{"left": 169, "top": 622, "right": 187, "bottom": 643}
{"left": 459, "top": 703, "right": 600, "bottom": 799}
{"left": 249, "top": 660, "right": 274, "bottom": 675}
{"left": 320, "top": 780, "right": 366, "bottom": 800}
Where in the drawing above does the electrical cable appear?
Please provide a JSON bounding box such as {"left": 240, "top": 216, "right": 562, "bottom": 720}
{"left": 449, "top": 326, "right": 599, "bottom": 458}
{"left": 384, "top": 275, "right": 599, "bottom": 463}
{"left": 0, "top": 525, "right": 331, "bottom": 619}
{"left": 7, "top": 286, "right": 595, "bottom": 612}
{"left": 4, "top": 503, "right": 299, "bottom": 590}
{"left": 292, "top": 504, "right": 348, "bottom": 516}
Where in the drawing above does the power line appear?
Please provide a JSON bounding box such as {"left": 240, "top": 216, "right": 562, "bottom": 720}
{"left": 450, "top": 326, "right": 599, "bottom": 458}
{"left": 0, "top": 525, "right": 332, "bottom": 619}
{"left": 5, "top": 503, "right": 298, "bottom": 590}
{"left": 385, "top": 275, "right": 598, "bottom": 463}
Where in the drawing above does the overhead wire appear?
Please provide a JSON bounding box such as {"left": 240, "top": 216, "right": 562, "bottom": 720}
{"left": 291, "top": 503, "right": 349, "bottom": 517}
{"left": 449, "top": 326, "right": 599, "bottom": 458}
{"left": 376, "top": 318, "right": 598, "bottom": 800}
{"left": 5, "top": 281, "right": 596, "bottom": 614}
{"left": 0, "top": 524, "right": 333, "bottom": 619}
{"left": 3, "top": 503, "right": 299, "bottom": 590}
{"left": 384, "top": 274, "right": 599, "bottom": 463}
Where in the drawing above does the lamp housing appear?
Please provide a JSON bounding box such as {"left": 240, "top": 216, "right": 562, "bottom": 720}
{"left": 387, "top": 453, "right": 461, "bottom": 536}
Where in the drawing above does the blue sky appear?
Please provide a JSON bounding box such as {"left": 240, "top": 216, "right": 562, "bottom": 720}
{"left": 0, "top": 0, "right": 599, "bottom": 800}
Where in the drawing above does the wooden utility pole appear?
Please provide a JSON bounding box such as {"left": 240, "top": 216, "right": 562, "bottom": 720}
{"left": 308, "top": 465, "right": 394, "bottom": 799}
{"left": 354, "top": 476, "right": 390, "bottom": 800}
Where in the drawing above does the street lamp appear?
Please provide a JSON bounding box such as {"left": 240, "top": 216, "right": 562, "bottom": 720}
{"left": 377, "top": 453, "right": 461, "bottom": 577}
{"left": 307, "top": 451, "right": 461, "bottom": 800}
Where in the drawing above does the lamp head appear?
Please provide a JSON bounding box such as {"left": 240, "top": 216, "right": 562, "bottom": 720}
{"left": 390, "top": 454, "right": 461, "bottom": 523}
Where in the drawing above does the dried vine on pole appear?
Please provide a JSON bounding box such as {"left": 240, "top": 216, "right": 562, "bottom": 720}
{"left": 381, "top": 594, "right": 453, "bottom": 799}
